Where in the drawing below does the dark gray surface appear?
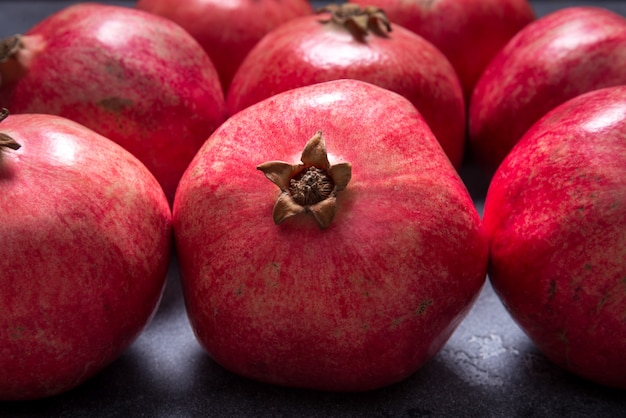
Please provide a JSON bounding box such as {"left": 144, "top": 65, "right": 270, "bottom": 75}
{"left": 1, "top": 1, "right": 625, "bottom": 416}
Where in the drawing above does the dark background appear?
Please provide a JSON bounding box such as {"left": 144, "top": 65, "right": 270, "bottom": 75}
{"left": 1, "top": 1, "right": 625, "bottom": 417}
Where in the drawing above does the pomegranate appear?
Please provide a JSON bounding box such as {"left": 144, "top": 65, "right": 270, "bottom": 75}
{"left": 0, "top": 3, "right": 226, "bottom": 203}
{"left": 483, "top": 86, "right": 626, "bottom": 389}
{"left": 173, "top": 79, "right": 488, "bottom": 391}
{"left": 135, "top": 0, "right": 314, "bottom": 93}
{"left": 469, "top": 6, "right": 626, "bottom": 172}
{"left": 351, "top": 0, "right": 535, "bottom": 101}
{"left": 0, "top": 111, "right": 172, "bottom": 400}
{"left": 226, "top": 4, "right": 466, "bottom": 169}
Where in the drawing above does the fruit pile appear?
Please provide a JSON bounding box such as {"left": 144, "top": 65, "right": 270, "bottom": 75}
{"left": 0, "top": 0, "right": 624, "bottom": 400}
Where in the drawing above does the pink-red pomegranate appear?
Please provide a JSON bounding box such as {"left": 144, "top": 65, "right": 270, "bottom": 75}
{"left": 226, "top": 4, "right": 466, "bottom": 169}
{"left": 0, "top": 112, "right": 172, "bottom": 400}
{"left": 0, "top": 3, "right": 226, "bottom": 203}
{"left": 483, "top": 86, "right": 626, "bottom": 389}
{"left": 135, "top": 0, "right": 314, "bottom": 93}
{"left": 469, "top": 6, "right": 626, "bottom": 172}
{"left": 351, "top": 0, "right": 535, "bottom": 101}
{"left": 173, "top": 79, "right": 488, "bottom": 391}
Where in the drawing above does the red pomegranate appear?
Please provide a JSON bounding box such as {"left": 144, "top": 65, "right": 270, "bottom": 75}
{"left": 0, "top": 3, "right": 226, "bottom": 202}
{"left": 226, "top": 4, "right": 466, "bottom": 169}
{"left": 135, "top": 0, "right": 314, "bottom": 92}
{"left": 351, "top": 0, "right": 535, "bottom": 101}
{"left": 173, "top": 79, "right": 488, "bottom": 391}
{"left": 483, "top": 86, "right": 626, "bottom": 389}
{"left": 469, "top": 6, "right": 626, "bottom": 171}
{"left": 0, "top": 112, "right": 172, "bottom": 400}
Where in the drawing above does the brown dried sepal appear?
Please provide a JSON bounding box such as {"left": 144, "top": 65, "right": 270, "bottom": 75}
{"left": 0, "top": 108, "right": 21, "bottom": 160}
{"left": 317, "top": 3, "right": 391, "bottom": 41}
{"left": 0, "top": 35, "right": 22, "bottom": 63}
{"left": 257, "top": 130, "right": 352, "bottom": 229}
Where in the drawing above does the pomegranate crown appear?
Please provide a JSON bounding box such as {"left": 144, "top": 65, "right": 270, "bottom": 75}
{"left": 257, "top": 130, "right": 352, "bottom": 229}
{"left": 317, "top": 3, "right": 392, "bottom": 41}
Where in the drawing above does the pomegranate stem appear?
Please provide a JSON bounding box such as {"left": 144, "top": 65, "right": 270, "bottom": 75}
{"left": 0, "top": 108, "right": 21, "bottom": 152}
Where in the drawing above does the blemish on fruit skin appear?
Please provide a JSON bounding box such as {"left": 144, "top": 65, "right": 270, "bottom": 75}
{"left": 596, "top": 293, "right": 609, "bottom": 314}
{"left": 595, "top": 277, "right": 626, "bottom": 315}
{"left": 97, "top": 97, "right": 133, "bottom": 113}
{"left": 391, "top": 317, "right": 404, "bottom": 330}
{"left": 555, "top": 329, "right": 572, "bottom": 366}
{"left": 263, "top": 262, "right": 280, "bottom": 288}
{"left": 548, "top": 280, "right": 557, "bottom": 301}
{"left": 572, "top": 285, "right": 583, "bottom": 301}
{"left": 390, "top": 299, "right": 434, "bottom": 329}
{"left": 414, "top": 299, "right": 433, "bottom": 316}
{"left": 10, "top": 325, "right": 25, "bottom": 340}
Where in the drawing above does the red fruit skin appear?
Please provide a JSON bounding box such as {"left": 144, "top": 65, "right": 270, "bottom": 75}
{"left": 226, "top": 14, "right": 466, "bottom": 169}
{"left": 0, "top": 3, "right": 226, "bottom": 203}
{"left": 483, "top": 86, "right": 626, "bottom": 389}
{"left": 351, "top": 0, "right": 535, "bottom": 101}
{"left": 0, "top": 114, "right": 172, "bottom": 400}
{"left": 174, "top": 79, "right": 488, "bottom": 391}
{"left": 135, "top": 0, "right": 313, "bottom": 93}
{"left": 469, "top": 6, "right": 626, "bottom": 171}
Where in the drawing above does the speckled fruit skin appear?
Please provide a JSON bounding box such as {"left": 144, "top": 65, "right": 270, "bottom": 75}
{"left": 0, "top": 114, "right": 172, "bottom": 400}
{"left": 351, "top": 0, "right": 535, "bottom": 101}
{"left": 174, "top": 79, "right": 488, "bottom": 391}
{"left": 226, "top": 13, "right": 466, "bottom": 169}
{"left": 135, "top": 0, "right": 313, "bottom": 93}
{"left": 483, "top": 86, "right": 626, "bottom": 389}
{"left": 0, "top": 3, "right": 226, "bottom": 203}
{"left": 469, "top": 6, "right": 626, "bottom": 172}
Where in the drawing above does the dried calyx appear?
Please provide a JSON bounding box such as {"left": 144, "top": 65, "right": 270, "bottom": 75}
{"left": 0, "top": 108, "right": 21, "bottom": 158}
{"left": 0, "top": 35, "right": 22, "bottom": 63}
{"left": 257, "top": 130, "right": 352, "bottom": 229}
{"left": 317, "top": 3, "right": 391, "bottom": 41}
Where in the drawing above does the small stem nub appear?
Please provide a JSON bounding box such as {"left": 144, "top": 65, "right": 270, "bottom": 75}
{"left": 0, "top": 35, "right": 22, "bottom": 63}
{"left": 0, "top": 108, "right": 21, "bottom": 153}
